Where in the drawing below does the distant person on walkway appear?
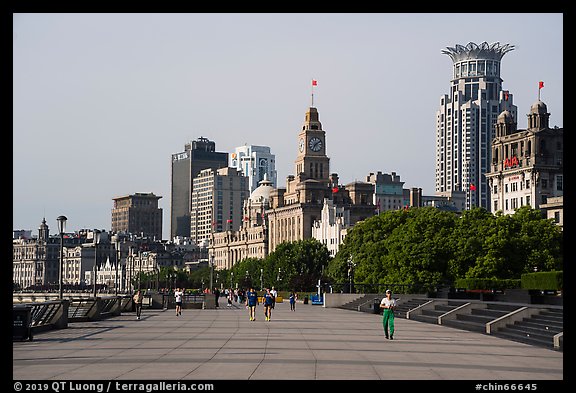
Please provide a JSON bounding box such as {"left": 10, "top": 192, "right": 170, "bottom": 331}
{"left": 270, "top": 286, "right": 278, "bottom": 309}
{"left": 263, "top": 288, "right": 275, "bottom": 321}
{"left": 133, "top": 290, "right": 143, "bottom": 320}
{"left": 227, "top": 288, "right": 234, "bottom": 307}
{"left": 213, "top": 287, "right": 220, "bottom": 308}
{"left": 379, "top": 289, "right": 396, "bottom": 339}
{"left": 246, "top": 286, "right": 258, "bottom": 321}
{"left": 174, "top": 287, "right": 184, "bottom": 316}
{"left": 289, "top": 291, "right": 297, "bottom": 311}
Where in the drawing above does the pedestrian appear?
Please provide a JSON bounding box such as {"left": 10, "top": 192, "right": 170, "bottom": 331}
{"left": 379, "top": 289, "right": 396, "bottom": 339}
{"left": 174, "top": 287, "right": 184, "bottom": 316}
{"left": 270, "top": 286, "right": 278, "bottom": 309}
{"left": 263, "top": 287, "right": 274, "bottom": 321}
{"left": 133, "top": 290, "right": 143, "bottom": 320}
{"left": 289, "top": 291, "right": 297, "bottom": 311}
{"left": 213, "top": 287, "right": 220, "bottom": 308}
{"left": 227, "top": 288, "right": 234, "bottom": 307}
{"left": 245, "top": 286, "right": 258, "bottom": 321}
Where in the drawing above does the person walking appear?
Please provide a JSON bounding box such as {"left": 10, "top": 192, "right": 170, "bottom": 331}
{"left": 289, "top": 291, "right": 297, "bottom": 311}
{"left": 133, "top": 290, "right": 143, "bottom": 320}
{"left": 245, "top": 286, "right": 258, "bottom": 321}
{"left": 263, "top": 288, "right": 275, "bottom": 321}
{"left": 227, "top": 288, "right": 234, "bottom": 307}
{"left": 379, "top": 289, "right": 396, "bottom": 339}
{"left": 174, "top": 287, "right": 184, "bottom": 316}
{"left": 270, "top": 286, "right": 278, "bottom": 309}
{"left": 213, "top": 287, "right": 220, "bottom": 308}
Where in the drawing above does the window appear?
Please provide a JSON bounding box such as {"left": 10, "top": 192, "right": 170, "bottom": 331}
{"left": 557, "top": 175, "right": 563, "bottom": 191}
{"left": 493, "top": 185, "right": 498, "bottom": 194}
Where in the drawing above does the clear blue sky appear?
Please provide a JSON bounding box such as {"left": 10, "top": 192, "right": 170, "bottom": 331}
{"left": 13, "top": 13, "right": 563, "bottom": 240}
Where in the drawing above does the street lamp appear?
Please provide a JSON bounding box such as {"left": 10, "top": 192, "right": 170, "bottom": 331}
{"left": 260, "top": 268, "right": 264, "bottom": 291}
{"left": 347, "top": 255, "right": 356, "bottom": 294}
{"left": 209, "top": 254, "right": 214, "bottom": 291}
{"left": 230, "top": 272, "right": 234, "bottom": 289}
{"left": 56, "top": 215, "right": 67, "bottom": 300}
{"left": 92, "top": 230, "right": 101, "bottom": 298}
{"left": 277, "top": 268, "right": 281, "bottom": 285}
{"left": 114, "top": 236, "right": 120, "bottom": 296}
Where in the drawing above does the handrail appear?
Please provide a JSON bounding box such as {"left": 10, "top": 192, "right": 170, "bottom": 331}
{"left": 357, "top": 297, "right": 381, "bottom": 312}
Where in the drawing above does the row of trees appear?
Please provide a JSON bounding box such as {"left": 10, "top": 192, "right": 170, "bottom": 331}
{"left": 136, "top": 206, "right": 562, "bottom": 293}
{"left": 327, "top": 206, "right": 563, "bottom": 292}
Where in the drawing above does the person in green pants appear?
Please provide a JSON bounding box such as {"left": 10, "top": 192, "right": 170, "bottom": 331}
{"left": 379, "top": 289, "right": 396, "bottom": 339}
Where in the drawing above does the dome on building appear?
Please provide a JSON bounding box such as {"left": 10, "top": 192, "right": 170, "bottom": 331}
{"left": 249, "top": 174, "right": 274, "bottom": 204}
{"left": 497, "top": 110, "right": 513, "bottom": 123}
{"left": 530, "top": 100, "right": 548, "bottom": 114}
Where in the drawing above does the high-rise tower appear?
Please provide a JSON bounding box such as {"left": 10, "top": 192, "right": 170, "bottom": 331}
{"left": 435, "top": 42, "right": 517, "bottom": 209}
{"left": 171, "top": 137, "right": 228, "bottom": 239}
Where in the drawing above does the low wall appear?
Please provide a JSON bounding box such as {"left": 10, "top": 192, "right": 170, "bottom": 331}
{"left": 323, "top": 293, "right": 365, "bottom": 308}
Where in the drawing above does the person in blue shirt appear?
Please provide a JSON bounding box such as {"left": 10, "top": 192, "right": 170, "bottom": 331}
{"left": 245, "top": 286, "right": 258, "bottom": 321}
{"left": 263, "top": 288, "right": 275, "bottom": 321}
{"left": 289, "top": 291, "right": 297, "bottom": 311}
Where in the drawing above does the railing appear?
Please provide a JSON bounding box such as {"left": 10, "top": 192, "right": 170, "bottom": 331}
{"left": 28, "top": 301, "right": 65, "bottom": 328}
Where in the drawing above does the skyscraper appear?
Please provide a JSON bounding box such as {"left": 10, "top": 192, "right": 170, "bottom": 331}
{"left": 190, "top": 167, "right": 249, "bottom": 245}
{"left": 230, "top": 145, "right": 277, "bottom": 192}
{"left": 435, "top": 42, "right": 517, "bottom": 209}
{"left": 171, "top": 137, "right": 228, "bottom": 239}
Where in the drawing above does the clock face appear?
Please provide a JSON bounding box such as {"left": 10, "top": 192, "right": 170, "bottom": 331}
{"left": 309, "top": 137, "right": 322, "bottom": 152}
{"left": 299, "top": 138, "right": 305, "bottom": 153}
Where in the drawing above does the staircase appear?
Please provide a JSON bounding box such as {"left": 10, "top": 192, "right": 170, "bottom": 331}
{"left": 443, "top": 303, "right": 522, "bottom": 333}
{"left": 393, "top": 298, "right": 431, "bottom": 318}
{"left": 338, "top": 294, "right": 382, "bottom": 312}
{"left": 492, "top": 308, "right": 563, "bottom": 351}
{"left": 409, "top": 300, "right": 466, "bottom": 324}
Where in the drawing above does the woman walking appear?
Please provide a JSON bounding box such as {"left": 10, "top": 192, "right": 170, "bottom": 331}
{"left": 379, "top": 289, "right": 396, "bottom": 339}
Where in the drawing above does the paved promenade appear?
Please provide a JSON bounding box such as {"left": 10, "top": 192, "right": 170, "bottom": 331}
{"left": 13, "top": 301, "right": 563, "bottom": 380}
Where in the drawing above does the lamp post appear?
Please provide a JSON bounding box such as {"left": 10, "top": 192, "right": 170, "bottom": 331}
{"left": 230, "top": 272, "right": 234, "bottom": 289}
{"left": 114, "top": 236, "right": 120, "bottom": 296}
{"left": 92, "top": 230, "right": 101, "bottom": 298}
{"left": 347, "top": 255, "right": 355, "bottom": 294}
{"left": 277, "top": 268, "right": 281, "bottom": 287}
{"left": 209, "top": 254, "right": 214, "bottom": 291}
{"left": 56, "top": 216, "right": 67, "bottom": 299}
{"left": 260, "top": 268, "right": 264, "bottom": 291}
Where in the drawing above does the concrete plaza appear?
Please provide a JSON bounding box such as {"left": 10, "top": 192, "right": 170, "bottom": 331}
{"left": 13, "top": 301, "right": 563, "bottom": 380}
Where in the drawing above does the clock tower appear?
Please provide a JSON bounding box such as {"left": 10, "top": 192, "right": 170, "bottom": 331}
{"left": 295, "top": 107, "right": 330, "bottom": 181}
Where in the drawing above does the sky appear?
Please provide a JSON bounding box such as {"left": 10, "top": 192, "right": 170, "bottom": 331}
{"left": 13, "top": 13, "right": 563, "bottom": 240}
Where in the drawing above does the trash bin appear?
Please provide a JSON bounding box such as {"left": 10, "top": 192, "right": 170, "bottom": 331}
{"left": 373, "top": 300, "right": 381, "bottom": 314}
{"left": 303, "top": 296, "right": 309, "bottom": 304}
{"left": 13, "top": 306, "right": 33, "bottom": 341}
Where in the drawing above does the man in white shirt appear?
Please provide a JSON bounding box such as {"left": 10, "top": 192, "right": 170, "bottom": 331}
{"left": 379, "top": 289, "right": 396, "bottom": 339}
{"left": 174, "top": 288, "right": 184, "bottom": 316}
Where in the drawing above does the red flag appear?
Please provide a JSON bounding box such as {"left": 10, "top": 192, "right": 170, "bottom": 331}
{"left": 332, "top": 186, "right": 338, "bottom": 193}
{"left": 539, "top": 81, "right": 544, "bottom": 89}
{"left": 504, "top": 91, "right": 509, "bottom": 101}
{"left": 226, "top": 219, "right": 233, "bottom": 223}
{"left": 470, "top": 184, "right": 477, "bottom": 191}
{"left": 312, "top": 79, "right": 317, "bottom": 86}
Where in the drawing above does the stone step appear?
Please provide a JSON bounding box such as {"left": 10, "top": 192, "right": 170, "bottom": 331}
{"left": 492, "top": 329, "right": 555, "bottom": 349}
{"left": 442, "top": 318, "right": 485, "bottom": 333}
{"left": 504, "top": 324, "right": 559, "bottom": 340}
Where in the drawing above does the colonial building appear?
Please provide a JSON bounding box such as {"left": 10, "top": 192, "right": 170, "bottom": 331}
{"left": 311, "top": 199, "right": 349, "bottom": 257}
{"left": 266, "top": 106, "right": 375, "bottom": 252}
{"left": 210, "top": 175, "right": 272, "bottom": 270}
{"left": 111, "top": 192, "right": 163, "bottom": 240}
{"left": 366, "top": 171, "right": 408, "bottom": 212}
{"left": 486, "top": 100, "right": 563, "bottom": 215}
